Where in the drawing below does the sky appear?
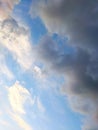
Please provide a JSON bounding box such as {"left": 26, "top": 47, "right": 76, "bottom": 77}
{"left": 0, "top": 0, "right": 98, "bottom": 130}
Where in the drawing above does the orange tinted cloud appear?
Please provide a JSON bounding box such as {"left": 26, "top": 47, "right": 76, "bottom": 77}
{"left": 0, "top": 0, "right": 20, "bottom": 20}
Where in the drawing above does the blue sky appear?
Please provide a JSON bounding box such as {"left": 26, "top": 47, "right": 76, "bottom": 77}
{"left": 0, "top": 0, "right": 98, "bottom": 130}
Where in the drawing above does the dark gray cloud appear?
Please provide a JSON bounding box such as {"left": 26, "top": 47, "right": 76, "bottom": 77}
{"left": 31, "top": 0, "right": 98, "bottom": 50}
{"left": 31, "top": 0, "right": 98, "bottom": 130}
{"left": 34, "top": 35, "right": 98, "bottom": 130}
{"left": 35, "top": 36, "right": 98, "bottom": 98}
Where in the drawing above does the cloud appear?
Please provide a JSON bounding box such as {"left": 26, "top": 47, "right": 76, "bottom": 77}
{"left": 32, "top": 34, "right": 98, "bottom": 129}
{"left": 33, "top": 66, "right": 43, "bottom": 78}
{"left": 0, "top": 52, "right": 14, "bottom": 80}
{"left": 8, "top": 81, "right": 35, "bottom": 114}
{"left": 0, "top": 82, "right": 34, "bottom": 130}
{"left": 0, "top": 18, "right": 33, "bottom": 70}
{"left": 37, "top": 97, "right": 45, "bottom": 113}
{"left": 31, "top": 0, "right": 98, "bottom": 50}
{"left": 0, "top": 0, "right": 96, "bottom": 129}
{"left": 30, "top": 2, "right": 98, "bottom": 129}
{"left": 0, "top": 0, "right": 20, "bottom": 21}
{"left": 0, "top": 120, "right": 10, "bottom": 127}
{"left": 10, "top": 113, "right": 32, "bottom": 130}
{"left": 33, "top": 65, "right": 47, "bottom": 80}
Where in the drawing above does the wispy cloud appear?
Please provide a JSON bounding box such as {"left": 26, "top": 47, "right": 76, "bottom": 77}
{"left": 37, "top": 97, "right": 45, "bottom": 113}
{"left": 8, "top": 81, "right": 35, "bottom": 114}
{"left": 0, "top": 53, "right": 14, "bottom": 80}
{"left": 10, "top": 112, "right": 32, "bottom": 130}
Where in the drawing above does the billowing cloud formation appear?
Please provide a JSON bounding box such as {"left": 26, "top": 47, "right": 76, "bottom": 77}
{"left": 0, "top": 18, "right": 33, "bottom": 70}
{"left": 0, "top": 0, "right": 20, "bottom": 20}
{"left": 31, "top": 0, "right": 98, "bottom": 50}
{"left": 31, "top": 1, "right": 98, "bottom": 129}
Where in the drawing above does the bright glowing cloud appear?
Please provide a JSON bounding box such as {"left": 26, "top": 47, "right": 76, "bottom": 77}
{"left": 10, "top": 113, "right": 32, "bottom": 130}
{"left": 0, "top": 82, "right": 34, "bottom": 130}
{"left": 8, "top": 81, "right": 35, "bottom": 114}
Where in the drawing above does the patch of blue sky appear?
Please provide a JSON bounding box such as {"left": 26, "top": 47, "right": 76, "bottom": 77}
{"left": 13, "top": 0, "right": 75, "bottom": 57}
{"left": 4, "top": 50, "right": 36, "bottom": 93}
{"left": 0, "top": 49, "right": 14, "bottom": 85}
{"left": 4, "top": 52, "right": 21, "bottom": 83}
{"left": 44, "top": 74, "right": 65, "bottom": 93}
{"left": 28, "top": 17, "right": 47, "bottom": 44}
{"left": 52, "top": 33, "right": 76, "bottom": 55}
{"left": 34, "top": 86, "right": 82, "bottom": 130}
{"left": 13, "top": 0, "right": 47, "bottom": 44}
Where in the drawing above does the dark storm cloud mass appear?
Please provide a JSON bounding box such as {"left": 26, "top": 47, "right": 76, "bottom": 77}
{"left": 36, "top": 36, "right": 98, "bottom": 98}
{"left": 31, "top": 0, "right": 98, "bottom": 130}
{"left": 31, "top": 0, "right": 98, "bottom": 50}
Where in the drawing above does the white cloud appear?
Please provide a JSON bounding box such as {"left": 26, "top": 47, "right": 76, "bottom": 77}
{"left": 8, "top": 81, "right": 35, "bottom": 114}
{"left": 0, "top": 82, "right": 34, "bottom": 130}
{"left": 0, "top": 18, "right": 33, "bottom": 70}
